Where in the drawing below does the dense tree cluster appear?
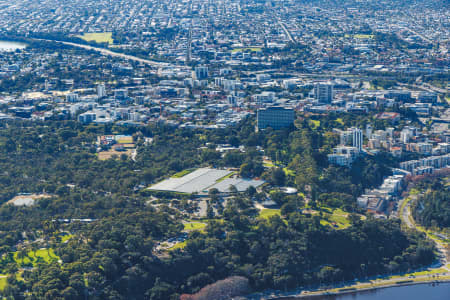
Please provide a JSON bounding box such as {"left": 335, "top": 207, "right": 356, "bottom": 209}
{"left": 5, "top": 209, "right": 433, "bottom": 299}
{"left": 412, "top": 178, "right": 450, "bottom": 229}
{"left": 0, "top": 118, "right": 434, "bottom": 299}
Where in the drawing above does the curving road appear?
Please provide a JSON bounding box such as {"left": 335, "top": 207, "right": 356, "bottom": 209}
{"left": 399, "top": 192, "right": 449, "bottom": 272}
{"left": 36, "top": 38, "right": 178, "bottom": 68}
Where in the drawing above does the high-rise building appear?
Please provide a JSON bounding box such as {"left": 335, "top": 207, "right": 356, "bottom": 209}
{"left": 314, "top": 83, "right": 333, "bottom": 103}
{"left": 366, "top": 124, "right": 373, "bottom": 139}
{"left": 97, "top": 84, "right": 106, "bottom": 99}
{"left": 66, "top": 93, "right": 79, "bottom": 103}
{"left": 257, "top": 106, "right": 295, "bottom": 131}
{"left": 352, "top": 127, "right": 363, "bottom": 152}
{"left": 194, "top": 66, "right": 208, "bottom": 80}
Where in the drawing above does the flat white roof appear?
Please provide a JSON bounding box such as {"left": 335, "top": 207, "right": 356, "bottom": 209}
{"left": 149, "top": 168, "right": 264, "bottom": 194}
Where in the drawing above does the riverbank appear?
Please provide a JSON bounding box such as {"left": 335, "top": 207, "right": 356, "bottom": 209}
{"left": 272, "top": 277, "right": 450, "bottom": 299}
{"left": 247, "top": 179, "right": 450, "bottom": 300}
{"left": 276, "top": 280, "right": 450, "bottom": 300}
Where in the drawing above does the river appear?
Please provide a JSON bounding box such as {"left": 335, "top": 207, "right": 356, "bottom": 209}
{"left": 281, "top": 282, "right": 449, "bottom": 300}
{"left": 0, "top": 41, "right": 27, "bottom": 51}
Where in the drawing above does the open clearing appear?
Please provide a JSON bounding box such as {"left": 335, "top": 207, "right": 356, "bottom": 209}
{"left": 98, "top": 149, "right": 133, "bottom": 160}
{"left": 77, "top": 32, "right": 114, "bottom": 44}
{"left": 6, "top": 194, "right": 52, "bottom": 207}
{"left": 183, "top": 221, "right": 207, "bottom": 232}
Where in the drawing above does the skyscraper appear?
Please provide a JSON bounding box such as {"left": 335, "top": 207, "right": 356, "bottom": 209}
{"left": 352, "top": 127, "right": 363, "bottom": 152}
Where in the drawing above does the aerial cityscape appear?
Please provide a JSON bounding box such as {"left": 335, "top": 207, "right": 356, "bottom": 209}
{"left": 0, "top": 0, "right": 448, "bottom": 299}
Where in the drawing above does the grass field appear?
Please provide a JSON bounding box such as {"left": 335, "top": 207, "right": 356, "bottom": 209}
{"left": 345, "top": 34, "right": 374, "bottom": 39}
{"left": 169, "top": 241, "right": 187, "bottom": 250}
{"left": 215, "top": 171, "right": 236, "bottom": 183}
{"left": 60, "top": 233, "right": 73, "bottom": 243}
{"left": 231, "top": 47, "right": 262, "bottom": 53}
{"left": 317, "top": 207, "right": 352, "bottom": 229}
{"left": 183, "top": 221, "right": 207, "bottom": 232}
{"left": 336, "top": 118, "right": 344, "bottom": 125}
{"left": 0, "top": 276, "right": 6, "bottom": 291}
{"left": 259, "top": 208, "right": 281, "bottom": 219}
{"left": 13, "top": 248, "right": 59, "bottom": 267}
{"left": 77, "top": 32, "right": 114, "bottom": 44}
{"left": 309, "top": 120, "right": 320, "bottom": 129}
{"left": 98, "top": 149, "right": 133, "bottom": 160}
{"left": 387, "top": 267, "right": 448, "bottom": 280}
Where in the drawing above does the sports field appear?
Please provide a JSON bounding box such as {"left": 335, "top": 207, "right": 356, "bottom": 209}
{"left": 77, "top": 32, "right": 114, "bottom": 44}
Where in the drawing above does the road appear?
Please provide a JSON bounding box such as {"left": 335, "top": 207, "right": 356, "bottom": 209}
{"left": 398, "top": 26, "right": 434, "bottom": 44}
{"left": 250, "top": 190, "right": 450, "bottom": 299}
{"left": 397, "top": 82, "right": 448, "bottom": 94}
{"left": 399, "top": 192, "right": 449, "bottom": 272}
{"left": 278, "top": 20, "right": 295, "bottom": 43}
{"left": 251, "top": 273, "right": 450, "bottom": 299}
{"left": 36, "top": 38, "right": 178, "bottom": 68}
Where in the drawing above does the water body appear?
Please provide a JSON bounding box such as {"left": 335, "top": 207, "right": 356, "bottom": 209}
{"left": 0, "top": 41, "right": 27, "bottom": 51}
{"left": 284, "top": 282, "right": 450, "bottom": 300}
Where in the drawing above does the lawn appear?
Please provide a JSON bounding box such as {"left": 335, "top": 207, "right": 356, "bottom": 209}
{"left": 0, "top": 276, "right": 6, "bottom": 291}
{"left": 386, "top": 267, "right": 448, "bottom": 280}
{"left": 336, "top": 118, "right": 344, "bottom": 125}
{"left": 283, "top": 168, "right": 295, "bottom": 177}
{"left": 263, "top": 160, "right": 275, "bottom": 168}
{"left": 13, "top": 248, "right": 59, "bottom": 267}
{"left": 183, "top": 221, "right": 207, "bottom": 232}
{"left": 259, "top": 208, "right": 281, "bottom": 219}
{"left": 77, "top": 32, "right": 114, "bottom": 44}
{"left": 60, "top": 233, "right": 73, "bottom": 243}
{"left": 172, "top": 169, "right": 195, "bottom": 178}
{"left": 215, "top": 171, "right": 236, "bottom": 183}
{"left": 354, "top": 34, "right": 374, "bottom": 39}
{"left": 169, "top": 241, "right": 187, "bottom": 250}
{"left": 317, "top": 206, "right": 352, "bottom": 229}
{"left": 409, "top": 188, "right": 420, "bottom": 195}
{"left": 309, "top": 120, "right": 320, "bottom": 129}
{"left": 231, "top": 47, "right": 262, "bottom": 53}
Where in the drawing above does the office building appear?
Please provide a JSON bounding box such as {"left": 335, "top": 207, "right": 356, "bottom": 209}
{"left": 97, "top": 84, "right": 106, "bottom": 99}
{"left": 257, "top": 106, "right": 295, "bottom": 130}
{"left": 194, "top": 66, "right": 208, "bottom": 80}
{"left": 66, "top": 93, "right": 79, "bottom": 103}
{"left": 314, "top": 83, "right": 333, "bottom": 103}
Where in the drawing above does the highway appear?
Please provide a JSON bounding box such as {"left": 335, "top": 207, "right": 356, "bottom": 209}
{"left": 36, "top": 38, "right": 178, "bottom": 68}
{"left": 278, "top": 20, "right": 295, "bottom": 43}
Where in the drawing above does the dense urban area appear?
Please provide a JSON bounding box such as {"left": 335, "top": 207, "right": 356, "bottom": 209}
{"left": 0, "top": 0, "right": 448, "bottom": 299}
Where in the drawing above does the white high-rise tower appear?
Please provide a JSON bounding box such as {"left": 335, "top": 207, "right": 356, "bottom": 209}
{"left": 352, "top": 127, "right": 363, "bottom": 152}
{"left": 97, "top": 84, "right": 106, "bottom": 99}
